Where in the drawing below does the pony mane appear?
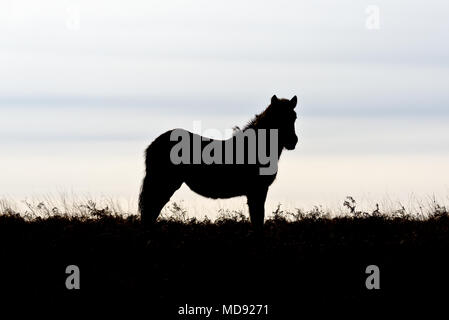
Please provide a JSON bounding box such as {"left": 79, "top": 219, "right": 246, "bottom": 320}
{"left": 233, "top": 97, "right": 292, "bottom": 135}
{"left": 241, "top": 103, "right": 272, "bottom": 132}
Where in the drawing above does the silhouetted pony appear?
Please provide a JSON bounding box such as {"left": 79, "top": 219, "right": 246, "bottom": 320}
{"left": 139, "top": 95, "right": 298, "bottom": 231}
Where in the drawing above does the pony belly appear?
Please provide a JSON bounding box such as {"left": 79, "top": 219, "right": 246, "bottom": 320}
{"left": 184, "top": 179, "right": 246, "bottom": 199}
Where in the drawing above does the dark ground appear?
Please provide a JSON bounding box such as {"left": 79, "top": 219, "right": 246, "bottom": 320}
{"left": 0, "top": 209, "right": 448, "bottom": 317}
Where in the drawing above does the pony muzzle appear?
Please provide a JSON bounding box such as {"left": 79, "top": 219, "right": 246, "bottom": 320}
{"left": 285, "top": 135, "right": 298, "bottom": 150}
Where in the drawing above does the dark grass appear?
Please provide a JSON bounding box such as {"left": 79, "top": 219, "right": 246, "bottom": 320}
{"left": 1, "top": 204, "right": 448, "bottom": 316}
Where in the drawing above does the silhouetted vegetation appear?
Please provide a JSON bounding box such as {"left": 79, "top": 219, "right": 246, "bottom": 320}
{"left": 0, "top": 199, "right": 448, "bottom": 315}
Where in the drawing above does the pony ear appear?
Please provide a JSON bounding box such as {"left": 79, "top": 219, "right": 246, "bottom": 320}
{"left": 290, "top": 95, "right": 297, "bottom": 109}
{"left": 271, "top": 95, "right": 278, "bottom": 105}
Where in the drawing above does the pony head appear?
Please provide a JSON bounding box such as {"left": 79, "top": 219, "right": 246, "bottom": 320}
{"left": 270, "top": 95, "right": 298, "bottom": 150}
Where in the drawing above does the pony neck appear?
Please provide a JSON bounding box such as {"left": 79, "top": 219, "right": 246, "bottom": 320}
{"left": 243, "top": 121, "right": 285, "bottom": 160}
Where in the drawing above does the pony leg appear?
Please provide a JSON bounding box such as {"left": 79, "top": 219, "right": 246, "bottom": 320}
{"left": 139, "top": 174, "right": 183, "bottom": 229}
{"left": 247, "top": 188, "right": 268, "bottom": 232}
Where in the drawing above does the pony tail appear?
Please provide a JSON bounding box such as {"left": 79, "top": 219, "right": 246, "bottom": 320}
{"left": 138, "top": 176, "right": 147, "bottom": 216}
{"left": 139, "top": 144, "right": 153, "bottom": 221}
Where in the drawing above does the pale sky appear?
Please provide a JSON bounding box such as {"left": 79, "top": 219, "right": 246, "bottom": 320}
{"left": 1, "top": 0, "right": 448, "bottom": 216}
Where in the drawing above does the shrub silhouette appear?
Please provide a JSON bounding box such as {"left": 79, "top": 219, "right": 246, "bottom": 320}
{"left": 0, "top": 198, "right": 448, "bottom": 314}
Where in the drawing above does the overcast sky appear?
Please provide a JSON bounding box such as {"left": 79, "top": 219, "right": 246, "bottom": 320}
{"left": 1, "top": 0, "right": 448, "bottom": 215}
